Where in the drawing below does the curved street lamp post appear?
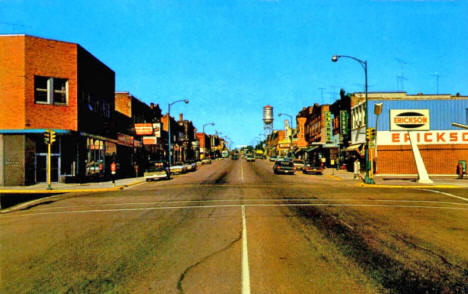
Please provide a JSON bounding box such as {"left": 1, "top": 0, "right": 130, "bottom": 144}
{"left": 168, "top": 99, "right": 189, "bottom": 169}
{"left": 332, "top": 54, "right": 374, "bottom": 184}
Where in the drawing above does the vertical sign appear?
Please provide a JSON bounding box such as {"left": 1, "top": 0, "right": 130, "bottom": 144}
{"left": 324, "top": 111, "right": 332, "bottom": 143}
{"left": 340, "top": 110, "right": 348, "bottom": 136}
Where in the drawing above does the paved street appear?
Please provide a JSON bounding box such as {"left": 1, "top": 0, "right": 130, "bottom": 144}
{"left": 1, "top": 159, "right": 467, "bottom": 293}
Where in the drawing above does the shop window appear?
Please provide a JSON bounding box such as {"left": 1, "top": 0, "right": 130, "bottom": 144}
{"left": 34, "top": 76, "right": 68, "bottom": 105}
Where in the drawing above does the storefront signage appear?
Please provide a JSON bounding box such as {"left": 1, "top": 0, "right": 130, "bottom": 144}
{"left": 143, "top": 136, "right": 157, "bottom": 145}
{"left": 117, "top": 133, "right": 134, "bottom": 146}
{"left": 377, "top": 130, "right": 468, "bottom": 145}
{"left": 390, "top": 109, "right": 430, "bottom": 131}
{"left": 340, "top": 110, "right": 348, "bottom": 136}
{"left": 153, "top": 123, "right": 161, "bottom": 137}
{"left": 105, "top": 142, "right": 116, "bottom": 155}
{"left": 134, "top": 140, "right": 142, "bottom": 148}
{"left": 135, "top": 123, "right": 153, "bottom": 135}
{"left": 324, "top": 111, "right": 332, "bottom": 143}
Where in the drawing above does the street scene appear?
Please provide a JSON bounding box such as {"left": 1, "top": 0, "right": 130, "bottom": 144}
{"left": 1, "top": 1, "right": 468, "bottom": 293}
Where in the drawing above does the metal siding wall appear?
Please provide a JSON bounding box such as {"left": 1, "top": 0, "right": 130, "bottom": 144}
{"left": 367, "top": 99, "right": 468, "bottom": 131}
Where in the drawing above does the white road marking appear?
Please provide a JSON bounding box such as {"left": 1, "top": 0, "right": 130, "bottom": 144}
{"left": 241, "top": 160, "right": 244, "bottom": 183}
{"left": 419, "top": 189, "right": 468, "bottom": 202}
{"left": 30, "top": 198, "right": 468, "bottom": 211}
{"left": 241, "top": 205, "right": 251, "bottom": 294}
{"left": 3, "top": 202, "right": 468, "bottom": 218}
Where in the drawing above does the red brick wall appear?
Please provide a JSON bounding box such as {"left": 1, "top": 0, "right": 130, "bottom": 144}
{"left": 0, "top": 36, "right": 26, "bottom": 129}
{"left": 377, "top": 144, "right": 468, "bottom": 175}
{"left": 24, "top": 36, "right": 78, "bottom": 131}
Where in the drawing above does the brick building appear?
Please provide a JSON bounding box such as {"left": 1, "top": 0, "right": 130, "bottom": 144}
{"left": 196, "top": 133, "right": 211, "bottom": 159}
{"left": 296, "top": 103, "right": 337, "bottom": 165}
{"left": 0, "top": 35, "right": 118, "bottom": 185}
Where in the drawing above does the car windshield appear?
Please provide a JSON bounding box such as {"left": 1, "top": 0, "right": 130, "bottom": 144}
{"left": 279, "top": 161, "right": 294, "bottom": 166}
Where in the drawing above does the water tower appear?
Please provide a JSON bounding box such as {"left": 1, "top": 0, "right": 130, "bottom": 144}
{"left": 263, "top": 105, "right": 274, "bottom": 136}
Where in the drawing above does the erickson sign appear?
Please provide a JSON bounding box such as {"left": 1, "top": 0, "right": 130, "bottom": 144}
{"left": 390, "top": 109, "right": 429, "bottom": 131}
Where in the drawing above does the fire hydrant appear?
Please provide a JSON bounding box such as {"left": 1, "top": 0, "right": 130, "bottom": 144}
{"left": 457, "top": 163, "right": 463, "bottom": 179}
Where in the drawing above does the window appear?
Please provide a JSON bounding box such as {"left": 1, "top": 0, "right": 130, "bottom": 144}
{"left": 34, "top": 76, "right": 48, "bottom": 103}
{"left": 34, "top": 76, "right": 68, "bottom": 105}
{"left": 53, "top": 78, "right": 67, "bottom": 104}
{"left": 466, "top": 108, "right": 468, "bottom": 124}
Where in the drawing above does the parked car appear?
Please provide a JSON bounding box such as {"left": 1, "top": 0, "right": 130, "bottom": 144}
{"left": 273, "top": 160, "right": 296, "bottom": 175}
{"left": 189, "top": 161, "right": 197, "bottom": 172}
{"left": 202, "top": 158, "right": 212, "bottom": 164}
{"left": 303, "top": 161, "right": 324, "bottom": 175}
{"left": 144, "top": 161, "right": 170, "bottom": 181}
{"left": 246, "top": 154, "right": 255, "bottom": 162}
{"left": 170, "top": 162, "right": 187, "bottom": 175}
{"left": 293, "top": 159, "right": 305, "bottom": 171}
{"left": 269, "top": 155, "right": 277, "bottom": 162}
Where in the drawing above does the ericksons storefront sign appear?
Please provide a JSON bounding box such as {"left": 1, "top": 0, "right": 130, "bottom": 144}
{"left": 390, "top": 109, "right": 430, "bottom": 131}
{"left": 377, "top": 130, "right": 468, "bottom": 145}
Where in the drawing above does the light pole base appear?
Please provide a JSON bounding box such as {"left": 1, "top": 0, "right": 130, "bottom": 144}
{"left": 364, "top": 176, "right": 375, "bottom": 184}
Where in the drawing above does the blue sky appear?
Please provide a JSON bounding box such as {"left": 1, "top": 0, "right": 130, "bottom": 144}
{"left": 1, "top": 0, "right": 467, "bottom": 146}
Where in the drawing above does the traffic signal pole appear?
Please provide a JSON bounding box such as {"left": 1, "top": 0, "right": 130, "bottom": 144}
{"left": 44, "top": 129, "right": 56, "bottom": 190}
{"left": 47, "top": 141, "right": 52, "bottom": 190}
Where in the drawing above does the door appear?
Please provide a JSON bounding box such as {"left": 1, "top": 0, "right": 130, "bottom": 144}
{"left": 36, "top": 154, "right": 60, "bottom": 183}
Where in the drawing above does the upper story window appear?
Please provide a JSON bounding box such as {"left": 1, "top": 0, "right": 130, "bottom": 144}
{"left": 34, "top": 76, "right": 68, "bottom": 105}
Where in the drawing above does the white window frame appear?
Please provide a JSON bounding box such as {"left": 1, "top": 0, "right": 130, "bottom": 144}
{"left": 34, "top": 76, "right": 68, "bottom": 105}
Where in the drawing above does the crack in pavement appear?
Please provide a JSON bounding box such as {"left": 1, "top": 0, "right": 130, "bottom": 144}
{"left": 176, "top": 229, "right": 242, "bottom": 294}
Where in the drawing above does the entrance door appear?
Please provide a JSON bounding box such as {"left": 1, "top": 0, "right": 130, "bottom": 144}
{"left": 36, "top": 154, "right": 60, "bottom": 183}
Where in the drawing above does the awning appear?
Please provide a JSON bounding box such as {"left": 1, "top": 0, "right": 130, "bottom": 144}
{"left": 304, "top": 146, "right": 319, "bottom": 152}
{"left": 345, "top": 144, "right": 363, "bottom": 152}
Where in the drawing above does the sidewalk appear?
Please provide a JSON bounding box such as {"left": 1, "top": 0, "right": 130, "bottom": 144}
{"left": 0, "top": 177, "right": 146, "bottom": 194}
{"left": 322, "top": 168, "right": 468, "bottom": 188}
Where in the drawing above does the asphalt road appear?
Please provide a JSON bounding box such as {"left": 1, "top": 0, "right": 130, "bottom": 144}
{"left": 1, "top": 159, "right": 467, "bottom": 293}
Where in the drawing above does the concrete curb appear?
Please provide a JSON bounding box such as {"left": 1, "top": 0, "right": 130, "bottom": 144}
{"left": 0, "top": 180, "right": 146, "bottom": 214}
{"left": 356, "top": 183, "right": 466, "bottom": 189}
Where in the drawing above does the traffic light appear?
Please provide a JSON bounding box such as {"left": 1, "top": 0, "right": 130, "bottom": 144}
{"left": 366, "top": 128, "right": 376, "bottom": 141}
{"left": 44, "top": 130, "right": 50, "bottom": 144}
{"left": 50, "top": 130, "right": 56, "bottom": 144}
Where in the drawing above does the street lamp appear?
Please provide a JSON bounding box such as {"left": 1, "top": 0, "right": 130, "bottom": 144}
{"left": 332, "top": 54, "right": 374, "bottom": 184}
{"left": 278, "top": 113, "right": 294, "bottom": 129}
{"left": 168, "top": 99, "right": 189, "bottom": 169}
{"left": 203, "top": 122, "right": 215, "bottom": 134}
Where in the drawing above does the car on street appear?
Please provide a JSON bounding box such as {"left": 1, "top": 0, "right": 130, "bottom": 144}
{"left": 246, "top": 154, "right": 255, "bottom": 162}
{"left": 144, "top": 161, "right": 170, "bottom": 181}
{"left": 170, "top": 162, "right": 187, "bottom": 175}
{"left": 303, "top": 161, "right": 324, "bottom": 175}
{"left": 201, "top": 158, "right": 212, "bottom": 164}
{"left": 293, "top": 159, "right": 305, "bottom": 171}
{"left": 269, "top": 155, "right": 277, "bottom": 162}
{"left": 231, "top": 153, "right": 239, "bottom": 160}
{"left": 273, "top": 160, "right": 296, "bottom": 175}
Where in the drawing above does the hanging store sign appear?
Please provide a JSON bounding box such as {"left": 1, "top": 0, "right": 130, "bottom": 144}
{"left": 153, "top": 123, "right": 161, "bottom": 138}
{"left": 340, "top": 110, "right": 348, "bottom": 136}
{"left": 377, "top": 130, "right": 468, "bottom": 145}
{"left": 390, "top": 109, "right": 430, "bottom": 131}
{"left": 324, "top": 111, "right": 332, "bottom": 143}
{"left": 143, "top": 136, "right": 157, "bottom": 145}
{"left": 135, "top": 123, "right": 153, "bottom": 135}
